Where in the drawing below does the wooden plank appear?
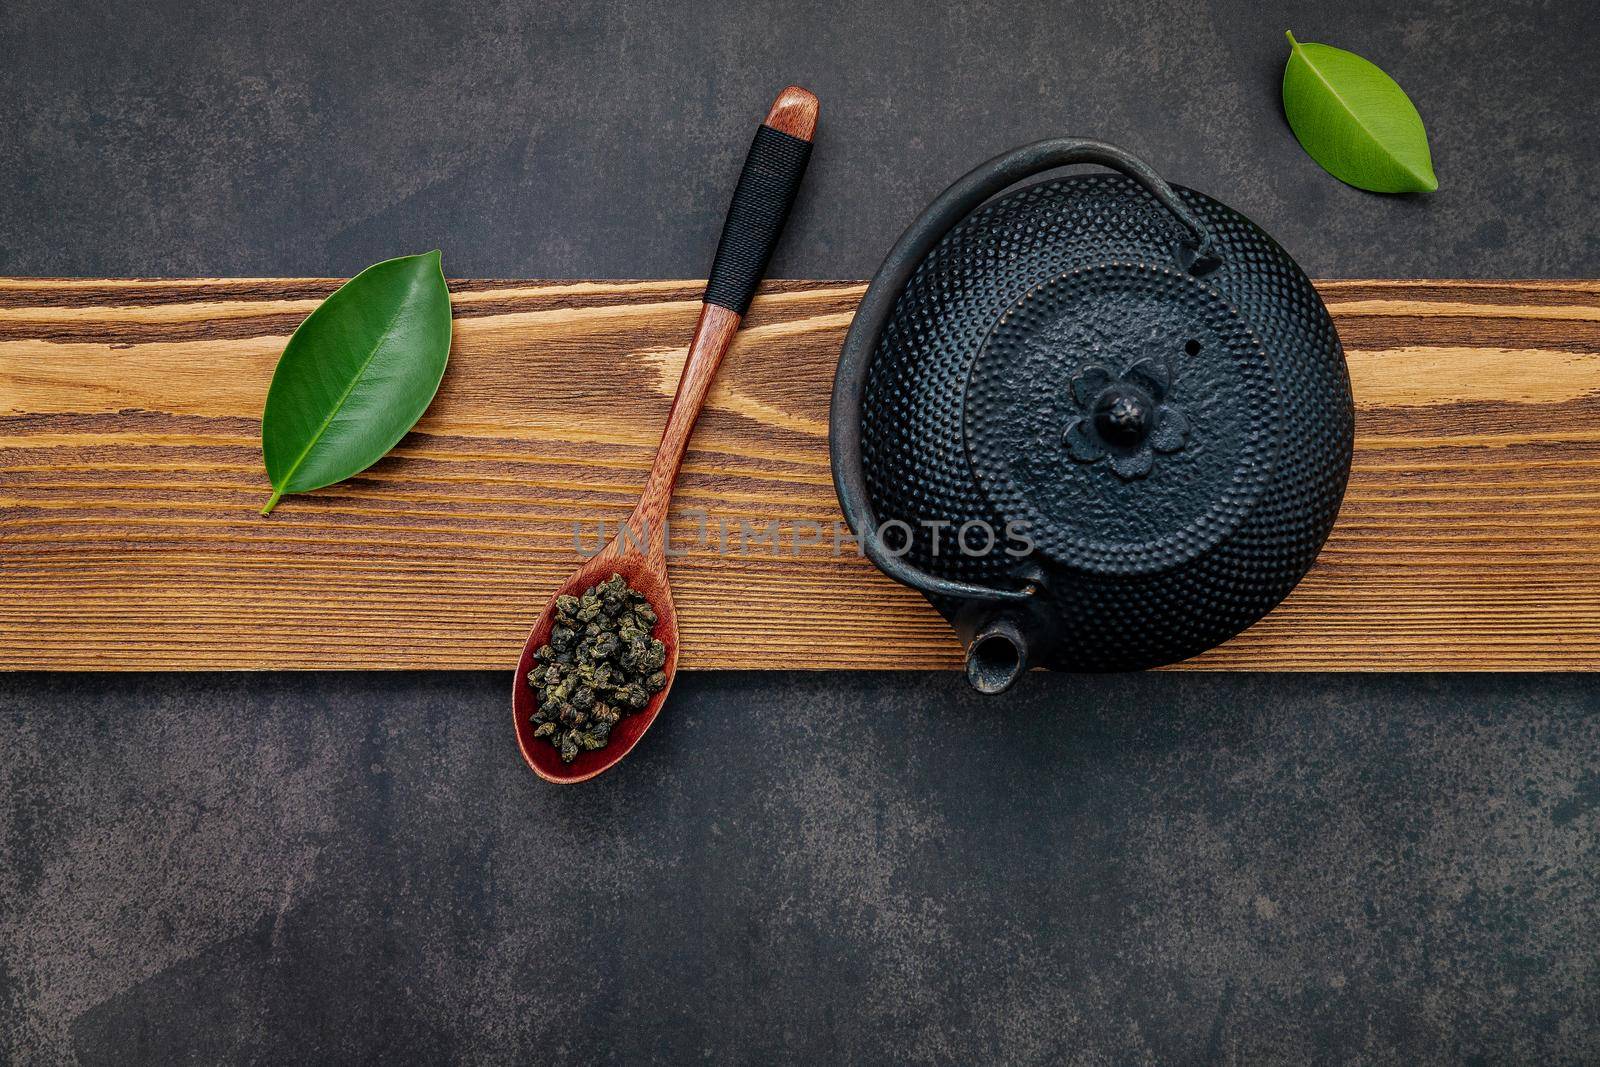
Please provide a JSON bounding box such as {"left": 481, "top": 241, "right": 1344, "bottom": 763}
{"left": 2, "top": 277, "right": 1599, "bottom": 672}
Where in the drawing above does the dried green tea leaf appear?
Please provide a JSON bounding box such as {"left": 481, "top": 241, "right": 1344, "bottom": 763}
{"left": 527, "top": 573, "right": 665, "bottom": 763}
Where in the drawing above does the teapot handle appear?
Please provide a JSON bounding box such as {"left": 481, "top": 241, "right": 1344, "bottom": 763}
{"left": 830, "top": 138, "right": 1215, "bottom": 604}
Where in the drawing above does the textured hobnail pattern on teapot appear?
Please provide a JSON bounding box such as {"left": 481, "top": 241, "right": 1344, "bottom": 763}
{"left": 860, "top": 175, "right": 1353, "bottom": 671}
{"left": 963, "top": 261, "right": 1282, "bottom": 576}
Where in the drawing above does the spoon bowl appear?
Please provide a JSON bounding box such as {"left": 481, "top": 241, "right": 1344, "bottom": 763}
{"left": 512, "top": 540, "right": 678, "bottom": 783}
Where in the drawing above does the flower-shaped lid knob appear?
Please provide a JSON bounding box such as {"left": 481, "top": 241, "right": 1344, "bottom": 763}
{"left": 1062, "top": 357, "right": 1193, "bottom": 480}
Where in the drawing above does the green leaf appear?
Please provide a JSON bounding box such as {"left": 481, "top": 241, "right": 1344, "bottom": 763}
{"left": 1282, "top": 30, "right": 1438, "bottom": 194}
{"left": 260, "top": 251, "right": 452, "bottom": 515}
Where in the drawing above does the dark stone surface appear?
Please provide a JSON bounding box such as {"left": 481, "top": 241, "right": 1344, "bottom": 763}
{"left": 3, "top": 0, "right": 1598, "bottom": 280}
{"left": 2, "top": 0, "right": 1598, "bottom": 1062}
{"left": 4, "top": 673, "right": 1599, "bottom": 1064}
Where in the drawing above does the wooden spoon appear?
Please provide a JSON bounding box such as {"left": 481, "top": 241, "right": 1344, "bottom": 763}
{"left": 514, "top": 86, "right": 819, "bottom": 783}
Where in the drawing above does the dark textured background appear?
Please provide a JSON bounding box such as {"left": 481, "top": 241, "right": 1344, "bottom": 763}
{"left": 2, "top": 0, "right": 1598, "bottom": 1063}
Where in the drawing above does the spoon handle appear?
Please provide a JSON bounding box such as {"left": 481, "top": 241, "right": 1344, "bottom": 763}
{"left": 627, "top": 86, "right": 819, "bottom": 551}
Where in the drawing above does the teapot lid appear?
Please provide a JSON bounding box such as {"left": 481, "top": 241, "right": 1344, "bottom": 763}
{"left": 963, "top": 261, "right": 1282, "bottom": 575}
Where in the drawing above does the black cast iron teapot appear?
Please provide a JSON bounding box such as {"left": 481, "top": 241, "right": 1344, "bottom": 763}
{"left": 830, "top": 139, "right": 1354, "bottom": 692}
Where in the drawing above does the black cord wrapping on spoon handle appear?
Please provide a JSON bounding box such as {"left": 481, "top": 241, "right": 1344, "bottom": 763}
{"left": 703, "top": 125, "right": 814, "bottom": 316}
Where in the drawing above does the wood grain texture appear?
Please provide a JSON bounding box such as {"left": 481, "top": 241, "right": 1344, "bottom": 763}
{"left": 3, "top": 277, "right": 1598, "bottom": 671}
{"left": 763, "top": 85, "right": 820, "bottom": 141}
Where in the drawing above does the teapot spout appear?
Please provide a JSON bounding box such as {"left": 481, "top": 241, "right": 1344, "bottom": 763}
{"left": 964, "top": 612, "right": 1032, "bottom": 694}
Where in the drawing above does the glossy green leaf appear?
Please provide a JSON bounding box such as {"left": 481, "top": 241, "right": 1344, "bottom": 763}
{"left": 260, "top": 251, "right": 452, "bottom": 515}
{"left": 1282, "top": 30, "right": 1438, "bottom": 194}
